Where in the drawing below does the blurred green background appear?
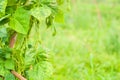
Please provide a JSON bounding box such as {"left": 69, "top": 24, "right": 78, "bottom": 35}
{"left": 41, "top": 0, "right": 120, "bottom": 80}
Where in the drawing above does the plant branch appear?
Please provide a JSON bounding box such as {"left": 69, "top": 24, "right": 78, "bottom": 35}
{"left": 11, "top": 70, "right": 27, "bottom": 80}
{"left": 9, "top": 33, "right": 27, "bottom": 80}
{"left": 9, "top": 32, "right": 17, "bottom": 48}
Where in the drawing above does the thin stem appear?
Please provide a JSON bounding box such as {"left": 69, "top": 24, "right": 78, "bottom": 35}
{"left": 93, "top": 0, "right": 102, "bottom": 28}
{"left": 11, "top": 70, "right": 27, "bottom": 80}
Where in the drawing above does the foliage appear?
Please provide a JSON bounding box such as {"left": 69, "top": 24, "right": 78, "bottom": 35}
{"left": 41, "top": 0, "right": 120, "bottom": 80}
{"left": 105, "top": 27, "right": 120, "bottom": 54}
{"left": 0, "top": 0, "right": 69, "bottom": 80}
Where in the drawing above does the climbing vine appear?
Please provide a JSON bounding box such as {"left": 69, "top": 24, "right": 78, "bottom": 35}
{"left": 0, "top": 0, "right": 70, "bottom": 80}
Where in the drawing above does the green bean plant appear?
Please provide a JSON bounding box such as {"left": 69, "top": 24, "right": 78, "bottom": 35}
{"left": 0, "top": 0, "right": 69, "bottom": 80}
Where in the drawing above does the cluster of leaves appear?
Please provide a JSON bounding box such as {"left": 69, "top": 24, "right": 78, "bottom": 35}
{"left": 0, "top": 0, "right": 69, "bottom": 80}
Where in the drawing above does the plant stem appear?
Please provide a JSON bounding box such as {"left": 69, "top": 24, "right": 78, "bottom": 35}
{"left": 9, "top": 33, "right": 27, "bottom": 80}
{"left": 11, "top": 70, "right": 27, "bottom": 80}
{"left": 9, "top": 32, "right": 17, "bottom": 48}
{"left": 93, "top": 0, "right": 102, "bottom": 28}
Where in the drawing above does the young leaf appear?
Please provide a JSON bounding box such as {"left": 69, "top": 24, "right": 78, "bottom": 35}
{"left": 9, "top": 7, "right": 30, "bottom": 34}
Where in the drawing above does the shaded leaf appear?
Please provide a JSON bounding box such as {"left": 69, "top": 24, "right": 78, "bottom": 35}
{"left": 0, "top": 48, "right": 12, "bottom": 59}
{"left": 0, "top": 14, "right": 10, "bottom": 22}
{"left": 7, "top": 0, "right": 17, "bottom": 6}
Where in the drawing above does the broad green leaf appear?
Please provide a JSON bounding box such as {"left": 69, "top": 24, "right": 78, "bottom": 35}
{"left": 0, "top": 27, "right": 7, "bottom": 38}
{"left": 31, "top": 6, "right": 51, "bottom": 21}
{"left": 4, "top": 59, "right": 15, "bottom": 70}
{"left": 9, "top": 7, "right": 30, "bottom": 34}
{"left": 27, "top": 61, "right": 53, "bottom": 80}
{"left": 0, "top": 0, "right": 7, "bottom": 18}
{"left": 0, "top": 63, "right": 5, "bottom": 76}
{"left": 4, "top": 73, "right": 15, "bottom": 80}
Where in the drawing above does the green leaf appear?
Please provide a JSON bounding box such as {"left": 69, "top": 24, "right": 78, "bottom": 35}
{"left": 6, "top": 6, "right": 17, "bottom": 14}
{"left": 4, "top": 73, "right": 15, "bottom": 80}
{"left": 9, "top": 7, "right": 30, "bottom": 34}
{"left": 0, "top": 14, "right": 10, "bottom": 22}
{"left": 4, "top": 59, "right": 15, "bottom": 70}
{"left": 27, "top": 61, "right": 53, "bottom": 80}
{"left": 14, "top": 34, "right": 25, "bottom": 49}
{"left": 0, "top": 48, "right": 12, "bottom": 59}
{"left": 0, "top": 0, "right": 7, "bottom": 18}
{"left": 31, "top": 6, "right": 51, "bottom": 21}
{"left": 0, "top": 64, "right": 5, "bottom": 76}
{"left": 25, "top": 49, "right": 35, "bottom": 67}
{"left": 0, "top": 27, "right": 7, "bottom": 38}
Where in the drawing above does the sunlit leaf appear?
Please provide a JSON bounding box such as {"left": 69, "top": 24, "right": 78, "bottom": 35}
{"left": 9, "top": 7, "right": 30, "bottom": 34}
{"left": 0, "top": 63, "right": 5, "bottom": 76}
{"left": 4, "top": 59, "right": 15, "bottom": 70}
{"left": 0, "top": 27, "right": 7, "bottom": 38}
{"left": 27, "top": 61, "right": 53, "bottom": 80}
{"left": 4, "top": 73, "right": 15, "bottom": 80}
{"left": 31, "top": 6, "right": 51, "bottom": 21}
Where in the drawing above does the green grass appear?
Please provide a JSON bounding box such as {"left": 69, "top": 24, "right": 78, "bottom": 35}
{"left": 42, "top": 28, "right": 120, "bottom": 80}
{"left": 41, "top": 0, "right": 120, "bottom": 80}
